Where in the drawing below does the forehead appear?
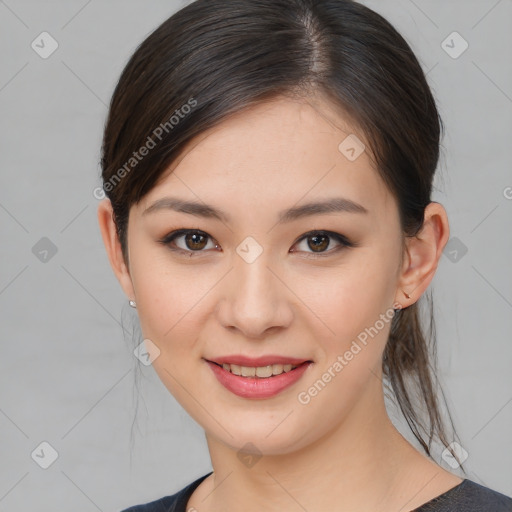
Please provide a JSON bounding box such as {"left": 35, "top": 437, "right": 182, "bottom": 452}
{"left": 139, "top": 95, "right": 396, "bottom": 223}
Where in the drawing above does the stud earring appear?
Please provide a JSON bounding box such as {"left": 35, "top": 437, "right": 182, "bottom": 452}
{"left": 403, "top": 290, "right": 411, "bottom": 299}
{"left": 129, "top": 299, "right": 137, "bottom": 308}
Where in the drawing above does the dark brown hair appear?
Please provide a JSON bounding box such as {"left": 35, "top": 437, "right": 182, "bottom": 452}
{"left": 101, "top": 0, "right": 463, "bottom": 468}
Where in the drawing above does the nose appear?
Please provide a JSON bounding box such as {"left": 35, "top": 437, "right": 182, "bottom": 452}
{"left": 215, "top": 252, "right": 294, "bottom": 339}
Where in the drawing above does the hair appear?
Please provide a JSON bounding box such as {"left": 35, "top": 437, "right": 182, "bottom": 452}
{"left": 100, "top": 0, "right": 463, "bottom": 468}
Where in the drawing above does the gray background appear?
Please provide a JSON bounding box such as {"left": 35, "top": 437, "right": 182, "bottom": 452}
{"left": 0, "top": 0, "right": 511, "bottom": 510}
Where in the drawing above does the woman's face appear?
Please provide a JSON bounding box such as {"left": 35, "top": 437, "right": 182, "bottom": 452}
{"left": 120, "top": 95, "right": 408, "bottom": 454}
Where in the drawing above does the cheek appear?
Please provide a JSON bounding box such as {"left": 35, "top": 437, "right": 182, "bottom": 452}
{"left": 131, "top": 247, "right": 212, "bottom": 339}
{"left": 131, "top": 257, "right": 211, "bottom": 411}
{"left": 292, "top": 259, "right": 398, "bottom": 436}
{"left": 291, "top": 248, "right": 397, "bottom": 353}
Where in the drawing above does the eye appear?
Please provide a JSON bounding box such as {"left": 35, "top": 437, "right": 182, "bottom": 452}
{"left": 291, "top": 230, "right": 354, "bottom": 257}
{"left": 159, "top": 229, "right": 219, "bottom": 255}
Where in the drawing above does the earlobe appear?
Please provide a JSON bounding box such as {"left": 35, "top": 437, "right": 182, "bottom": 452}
{"left": 394, "top": 202, "right": 450, "bottom": 307}
{"left": 97, "top": 198, "right": 136, "bottom": 300}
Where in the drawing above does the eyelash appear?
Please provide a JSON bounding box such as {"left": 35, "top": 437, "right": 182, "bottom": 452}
{"left": 158, "top": 229, "right": 356, "bottom": 258}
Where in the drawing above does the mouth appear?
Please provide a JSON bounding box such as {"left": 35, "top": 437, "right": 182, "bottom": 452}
{"left": 204, "top": 357, "right": 313, "bottom": 399}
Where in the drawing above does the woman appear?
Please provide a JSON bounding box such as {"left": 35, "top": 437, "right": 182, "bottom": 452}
{"left": 97, "top": 0, "right": 512, "bottom": 510}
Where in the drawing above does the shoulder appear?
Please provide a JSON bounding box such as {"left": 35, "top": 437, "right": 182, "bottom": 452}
{"left": 120, "top": 472, "right": 213, "bottom": 512}
{"left": 415, "top": 479, "right": 512, "bottom": 512}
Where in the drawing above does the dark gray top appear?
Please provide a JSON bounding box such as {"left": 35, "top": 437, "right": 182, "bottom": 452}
{"left": 121, "top": 472, "right": 512, "bottom": 511}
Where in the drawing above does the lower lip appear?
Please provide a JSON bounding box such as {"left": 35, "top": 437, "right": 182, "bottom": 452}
{"left": 206, "top": 360, "right": 312, "bottom": 399}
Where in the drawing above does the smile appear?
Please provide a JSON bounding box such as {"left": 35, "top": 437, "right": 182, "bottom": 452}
{"left": 205, "top": 359, "right": 313, "bottom": 399}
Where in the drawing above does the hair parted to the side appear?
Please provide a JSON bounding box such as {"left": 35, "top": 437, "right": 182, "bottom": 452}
{"left": 100, "top": 0, "right": 464, "bottom": 469}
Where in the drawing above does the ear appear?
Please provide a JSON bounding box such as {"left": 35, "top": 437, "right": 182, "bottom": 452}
{"left": 97, "top": 198, "right": 136, "bottom": 301}
{"left": 394, "top": 201, "right": 450, "bottom": 308}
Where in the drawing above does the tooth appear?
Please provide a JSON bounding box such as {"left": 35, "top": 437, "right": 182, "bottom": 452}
{"left": 241, "top": 366, "right": 256, "bottom": 377}
{"left": 256, "top": 365, "right": 273, "bottom": 378}
{"left": 220, "top": 362, "right": 302, "bottom": 377}
{"left": 272, "top": 364, "right": 284, "bottom": 375}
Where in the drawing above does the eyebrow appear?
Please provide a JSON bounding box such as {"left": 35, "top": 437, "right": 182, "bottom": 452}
{"left": 142, "top": 196, "right": 369, "bottom": 223}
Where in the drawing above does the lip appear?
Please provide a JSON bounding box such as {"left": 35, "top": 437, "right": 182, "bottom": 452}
{"left": 206, "top": 355, "right": 310, "bottom": 367}
{"left": 205, "top": 359, "right": 313, "bottom": 399}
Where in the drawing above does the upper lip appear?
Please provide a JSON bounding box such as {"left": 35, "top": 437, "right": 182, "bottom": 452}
{"left": 205, "top": 355, "right": 312, "bottom": 367}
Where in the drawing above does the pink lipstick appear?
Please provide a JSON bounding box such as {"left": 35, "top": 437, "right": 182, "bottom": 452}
{"left": 204, "top": 355, "right": 313, "bottom": 399}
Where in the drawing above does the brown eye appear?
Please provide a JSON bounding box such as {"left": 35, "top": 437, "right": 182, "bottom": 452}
{"left": 291, "top": 230, "right": 354, "bottom": 256}
{"left": 160, "top": 229, "right": 218, "bottom": 254}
